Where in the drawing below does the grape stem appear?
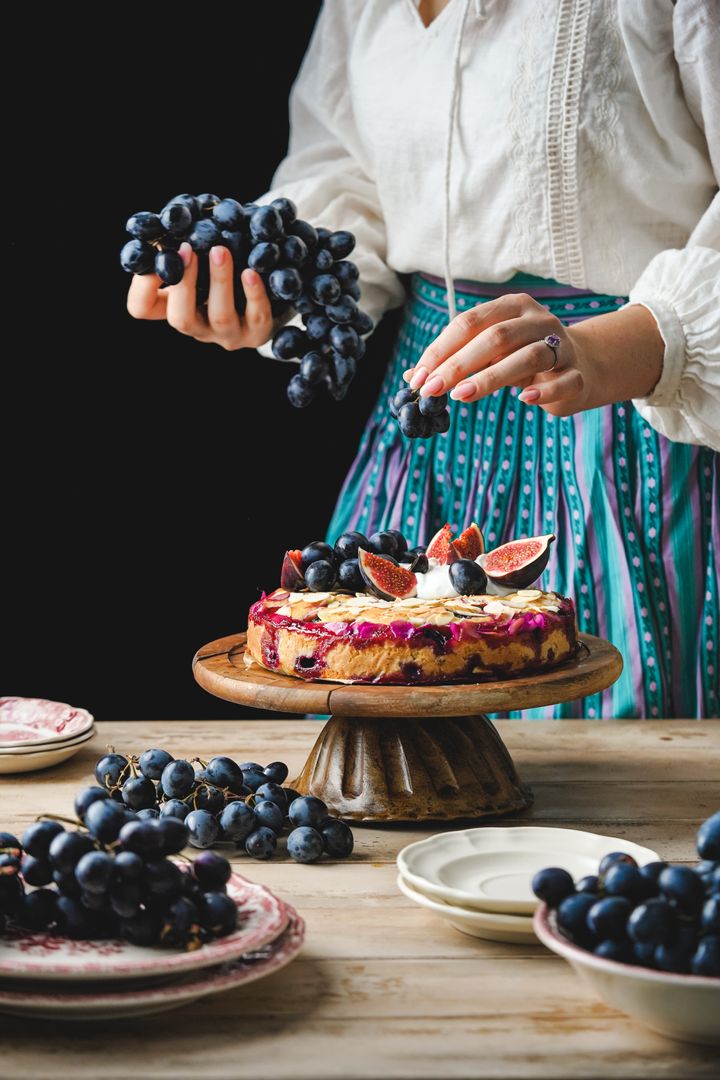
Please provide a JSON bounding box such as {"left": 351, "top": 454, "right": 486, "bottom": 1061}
{"left": 34, "top": 813, "right": 83, "bottom": 828}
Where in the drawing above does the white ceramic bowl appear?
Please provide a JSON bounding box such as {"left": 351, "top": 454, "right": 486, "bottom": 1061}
{"left": 397, "top": 874, "right": 536, "bottom": 943}
{"left": 398, "top": 827, "right": 659, "bottom": 914}
{"left": 534, "top": 904, "right": 720, "bottom": 1046}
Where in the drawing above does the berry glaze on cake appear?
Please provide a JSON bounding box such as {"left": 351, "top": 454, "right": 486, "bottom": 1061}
{"left": 245, "top": 525, "right": 577, "bottom": 685}
{"left": 247, "top": 589, "right": 577, "bottom": 686}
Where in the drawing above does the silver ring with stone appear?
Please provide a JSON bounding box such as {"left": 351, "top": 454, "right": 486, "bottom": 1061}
{"left": 543, "top": 333, "right": 561, "bottom": 371}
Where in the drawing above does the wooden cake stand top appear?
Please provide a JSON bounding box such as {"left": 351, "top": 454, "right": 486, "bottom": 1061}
{"left": 193, "top": 632, "right": 622, "bottom": 717}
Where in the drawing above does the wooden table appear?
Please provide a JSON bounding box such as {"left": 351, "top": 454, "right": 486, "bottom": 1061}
{"left": 2, "top": 719, "right": 718, "bottom": 1079}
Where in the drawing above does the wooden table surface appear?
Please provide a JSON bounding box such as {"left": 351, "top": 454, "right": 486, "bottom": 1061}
{"left": 1, "top": 719, "right": 718, "bottom": 1080}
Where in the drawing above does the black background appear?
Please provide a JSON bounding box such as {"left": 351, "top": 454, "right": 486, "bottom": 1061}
{"left": 4, "top": 5, "right": 402, "bottom": 720}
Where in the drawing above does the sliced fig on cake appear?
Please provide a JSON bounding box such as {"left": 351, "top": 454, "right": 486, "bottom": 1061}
{"left": 425, "top": 523, "right": 458, "bottom": 564}
{"left": 452, "top": 522, "right": 485, "bottom": 561}
{"left": 280, "top": 549, "right": 305, "bottom": 591}
{"left": 479, "top": 534, "right": 555, "bottom": 589}
{"left": 358, "top": 549, "right": 417, "bottom": 600}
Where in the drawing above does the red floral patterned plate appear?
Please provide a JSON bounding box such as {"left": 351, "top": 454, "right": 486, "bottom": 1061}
{"left": 0, "top": 698, "right": 94, "bottom": 748}
{"left": 0, "top": 909, "right": 304, "bottom": 1019}
{"left": 0, "top": 874, "right": 289, "bottom": 982}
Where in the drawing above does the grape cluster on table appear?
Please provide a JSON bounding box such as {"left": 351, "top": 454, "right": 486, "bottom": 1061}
{"left": 532, "top": 810, "right": 720, "bottom": 976}
{"left": 0, "top": 815, "right": 236, "bottom": 950}
{"left": 389, "top": 383, "right": 450, "bottom": 439}
{"left": 298, "top": 528, "right": 427, "bottom": 594}
{"left": 120, "top": 193, "right": 373, "bottom": 407}
{"left": 92, "top": 748, "right": 354, "bottom": 864}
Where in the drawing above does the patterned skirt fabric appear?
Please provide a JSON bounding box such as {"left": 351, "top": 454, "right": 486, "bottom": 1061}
{"left": 327, "top": 273, "right": 719, "bottom": 719}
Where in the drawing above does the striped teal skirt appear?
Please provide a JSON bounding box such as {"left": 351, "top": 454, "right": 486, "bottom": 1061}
{"left": 327, "top": 273, "right": 719, "bottom": 719}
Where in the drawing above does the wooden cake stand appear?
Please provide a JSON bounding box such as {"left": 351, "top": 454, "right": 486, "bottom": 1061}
{"left": 193, "top": 633, "right": 622, "bottom": 822}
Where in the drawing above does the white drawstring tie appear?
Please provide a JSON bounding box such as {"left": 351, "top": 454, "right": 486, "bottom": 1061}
{"left": 442, "top": 0, "right": 473, "bottom": 322}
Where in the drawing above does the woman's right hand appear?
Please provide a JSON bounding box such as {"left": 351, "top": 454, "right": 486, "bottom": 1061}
{"left": 127, "top": 242, "right": 275, "bottom": 350}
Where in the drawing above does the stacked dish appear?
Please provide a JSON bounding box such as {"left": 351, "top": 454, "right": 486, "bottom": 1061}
{"left": 0, "top": 698, "right": 96, "bottom": 774}
{"left": 0, "top": 873, "right": 304, "bottom": 1019}
{"left": 397, "top": 827, "right": 659, "bottom": 944}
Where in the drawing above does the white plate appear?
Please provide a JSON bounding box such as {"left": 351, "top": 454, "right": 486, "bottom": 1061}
{"left": 397, "top": 874, "right": 536, "bottom": 943}
{"left": 534, "top": 905, "right": 720, "bottom": 1047}
{"left": 0, "top": 728, "right": 95, "bottom": 756}
{"left": 0, "top": 909, "right": 305, "bottom": 1019}
{"left": 0, "top": 874, "right": 289, "bottom": 981}
{"left": 0, "top": 698, "right": 94, "bottom": 748}
{"left": 397, "top": 827, "right": 660, "bottom": 914}
{"left": 0, "top": 733, "right": 95, "bottom": 775}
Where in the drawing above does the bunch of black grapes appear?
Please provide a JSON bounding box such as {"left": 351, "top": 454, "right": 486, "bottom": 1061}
{"left": 120, "top": 193, "right": 373, "bottom": 407}
{"left": 0, "top": 816, "right": 237, "bottom": 950}
{"left": 532, "top": 811, "right": 720, "bottom": 976}
{"left": 91, "top": 749, "right": 354, "bottom": 865}
{"left": 389, "top": 383, "right": 450, "bottom": 439}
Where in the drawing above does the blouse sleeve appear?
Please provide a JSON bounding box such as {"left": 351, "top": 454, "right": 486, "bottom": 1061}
{"left": 628, "top": 1, "right": 720, "bottom": 451}
{"left": 255, "top": 1, "right": 406, "bottom": 358}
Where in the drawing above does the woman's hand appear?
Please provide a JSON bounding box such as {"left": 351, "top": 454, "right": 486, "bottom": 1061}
{"left": 127, "top": 242, "right": 275, "bottom": 350}
{"left": 404, "top": 293, "right": 664, "bottom": 416}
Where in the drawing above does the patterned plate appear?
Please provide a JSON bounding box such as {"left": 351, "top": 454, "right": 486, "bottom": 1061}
{"left": 0, "top": 729, "right": 95, "bottom": 756}
{"left": 0, "top": 698, "right": 94, "bottom": 748}
{"left": 0, "top": 874, "right": 289, "bottom": 982}
{"left": 0, "top": 909, "right": 305, "bottom": 1019}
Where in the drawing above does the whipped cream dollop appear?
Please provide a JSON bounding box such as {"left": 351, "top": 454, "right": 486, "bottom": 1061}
{"left": 413, "top": 557, "right": 515, "bottom": 599}
{"left": 415, "top": 561, "right": 454, "bottom": 599}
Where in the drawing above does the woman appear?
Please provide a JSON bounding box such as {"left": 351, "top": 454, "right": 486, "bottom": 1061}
{"left": 128, "top": 0, "right": 719, "bottom": 718}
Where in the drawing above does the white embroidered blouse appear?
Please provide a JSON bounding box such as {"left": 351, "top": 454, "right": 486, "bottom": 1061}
{"left": 260, "top": 0, "right": 720, "bottom": 450}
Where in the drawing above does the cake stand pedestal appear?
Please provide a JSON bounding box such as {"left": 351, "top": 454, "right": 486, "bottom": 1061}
{"left": 192, "top": 633, "right": 621, "bottom": 823}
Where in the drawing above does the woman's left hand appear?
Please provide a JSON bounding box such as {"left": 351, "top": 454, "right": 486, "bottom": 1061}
{"left": 404, "top": 293, "right": 587, "bottom": 415}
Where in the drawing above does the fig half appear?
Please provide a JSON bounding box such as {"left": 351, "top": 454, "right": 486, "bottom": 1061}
{"left": 358, "top": 549, "right": 417, "bottom": 600}
{"left": 480, "top": 534, "right": 555, "bottom": 589}
{"left": 280, "top": 549, "right": 305, "bottom": 591}
{"left": 425, "top": 523, "right": 458, "bottom": 565}
{"left": 452, "top": 522, "right": 485, "bottom": 560}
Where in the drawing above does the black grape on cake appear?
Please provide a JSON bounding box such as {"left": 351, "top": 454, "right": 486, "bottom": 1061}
{"left": 120, "top": 193, "right": 374, "bottom": 408}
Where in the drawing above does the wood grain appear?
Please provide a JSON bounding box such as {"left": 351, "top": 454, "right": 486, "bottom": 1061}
{"left": 193, "top": 632, "right": 622, "bottom": 821}
{"left": 192, "top": 632, "right": 623, "bottom": 715}
{"left": 1, "top": 719, "right": 718, "bottom": 1079}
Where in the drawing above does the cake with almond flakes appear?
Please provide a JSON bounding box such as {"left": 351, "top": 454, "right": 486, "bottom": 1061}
{"left": 245, "top": 523, "right": 577, "bottom": 685}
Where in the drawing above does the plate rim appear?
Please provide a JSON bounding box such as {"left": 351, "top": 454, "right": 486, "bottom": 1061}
{"left": 0, "top": 729, "right": 96, "bottom": 756}
{"left": 397, "top": 826, "right": 660, "bottom": 911}
{"left": 397, "top": 873, "right": 535, "bottom": 930}
{"left": 0, "top": 873, "right": 289, "bottom": 982}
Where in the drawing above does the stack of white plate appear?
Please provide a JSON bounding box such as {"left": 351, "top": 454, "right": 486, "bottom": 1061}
{"left": 397, "top": 827, "right": 660, "bottom": 944}
{"left": 0, "top": 874, "right": 305, "bottom": 1019}
{"left": 0, "top": 698, "right": 96, "bottom": 774}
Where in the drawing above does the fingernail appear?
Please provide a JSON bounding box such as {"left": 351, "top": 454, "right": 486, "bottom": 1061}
{"left": 420, "top": 375, "right": 444, "bottom": 397}
{"left": 180, "top": 242, "right": 192, "bottom": 267}
{"left": 402, "top": 368, "right": 414, "bottom": 383}
{"left": 450, "top": 382, "right": 474, "bottom": 401}
{"left": 409, "top": 367, "right": 428, "bottom": 390}
{"left": 520, "top": 387, "right": 541, "bottom": 403}
{"left": 210, "top": 246, "right": 226, "bottom": 266}
{"left": 242, "top": 268, "right": 259, "bottom": 288}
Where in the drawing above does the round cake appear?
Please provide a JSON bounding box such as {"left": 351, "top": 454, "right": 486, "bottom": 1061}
{"left": 245, "top": 524, "right": 577, "bottom": 685}
{"left": 247, "top": 588, "right": 577, "bottom": 684}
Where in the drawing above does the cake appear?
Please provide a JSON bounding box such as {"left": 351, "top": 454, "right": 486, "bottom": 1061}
{"left": 245, "top": 524, "right": 578, "bottom": 685}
